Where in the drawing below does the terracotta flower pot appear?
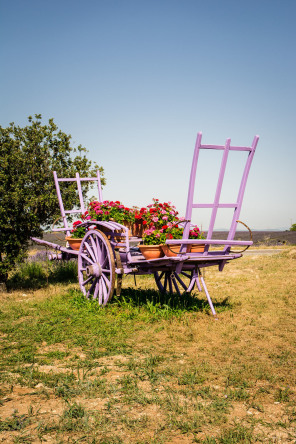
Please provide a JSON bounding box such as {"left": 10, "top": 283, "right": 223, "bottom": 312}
{"left": 161, "top": 243, "right": 205, "bottom": 256}
{"left": 65, "top": 237, "right": 83, "bottom": 251}
{"left": 139, "top": 244, "right": 164, "bottom": 260}
{"left": 189, "top": 244, "right": 205, "bottom": 253}
{"left": 161, "top": 244, "right": 183, "bottom": 257}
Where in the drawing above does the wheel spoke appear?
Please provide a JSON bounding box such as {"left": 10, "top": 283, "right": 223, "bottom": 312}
{"left": 80, "top": 253, "right": 93, "bottom": 264}
{"left": 172, "top": 277, "right": 181, "bottom": 296}
{"left": 85, "top": 242, "right": 96, "bottom": 263}
{"left": 168, "top": 275, "right": 173, "bottom": 293}
{"left": 98, "top": 279, "right": 103, "bottom": 305}
{"left": 96, "top": 236, "right": 102, "bottom": 262}
{"left": 164, "top": 273, "right": 168, "bottom": 291}
{"left": 93, "top": 281, "right": 99, "bottom": 300}
{"left": 82, "top": 275, "right": 93, "bottom": 286}
{"left": 175, "top": 273, "right": 189, "bottom": 291}
{"left": 155, "top": 271, "right": 164, "bottom": 284}
{"left": 90, "top": 235, "right": 98, "bottom": 261}
{"left": 101, "top": 247, "right": 108, "bottom": 268}
{"left": 181, "top": 271, "right": 192, "bottom": 279}
{"left": 101, "top": 278, "right": 108, "bottom": 304}
{"left": 87, "top": 277, "right": 97, "bottom": 298}
{"left": 102, "top": 273, "right": 111, "bottom": 291}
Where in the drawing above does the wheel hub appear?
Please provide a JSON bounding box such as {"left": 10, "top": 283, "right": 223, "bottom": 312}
{"left": 86, "top": 262, "right": 102, "bottom": 278}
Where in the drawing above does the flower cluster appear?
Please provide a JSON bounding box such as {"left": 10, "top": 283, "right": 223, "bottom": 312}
{"left": 142, "top": 224, "right": 184, "bottom": 245}
{"left": 71, "top": 220, "right": 88, "bottom": 239}
{"left": 71, "top": 196, "right": 204, "bottom": 244}
{"left": 142, "top": 198, "right": 179, "bottom": 229}
{"left": 142, "top": 228, "right": 166, "bottom": 245}
{"left": 134, "top": 207, "right": 148, "bottom": 225}
{"left": 87, "top": 200, "right": 135, "bottom": 224}
{"left": 189, "top": 226, "right": 205, "bottom": 240}
{"left": 142, "top": 224, "right": 204, "bottom": 245}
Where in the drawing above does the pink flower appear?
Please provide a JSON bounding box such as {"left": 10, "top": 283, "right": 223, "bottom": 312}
{"left": 152, "top": 216, "right": 158, "bottom": 222}
{"left": 144, "top": 228, "right": 154, "bottom": 235}
{"left": 162, "top": 216, "right": 168, "bottom": 220}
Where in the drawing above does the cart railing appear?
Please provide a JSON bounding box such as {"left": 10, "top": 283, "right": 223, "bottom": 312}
{"left": 53, "top": 170, "right": 103, "bottom": 237}
{"left": 177, "top": 132, "right": 259, "bottom": 256}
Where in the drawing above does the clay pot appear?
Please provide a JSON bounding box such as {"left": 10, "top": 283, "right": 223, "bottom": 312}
{"left": 161, "top": 244, "right": 183, "bottom": 257}
{"left": 138, "top": 244, "right": 164, "bottom": 260}
{"left": 65, "top": 237, "right": 83, "bottom": 251}
{"left": 189, "top": 244, "right": 205, "bottom": 253}
{"left": 161, "top": 243, "right": 205, "bottom": 256}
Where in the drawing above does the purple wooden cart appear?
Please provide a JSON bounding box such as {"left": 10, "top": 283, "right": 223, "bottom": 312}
{"left": 31, "top": 132, "right": 259, "bottom": 318}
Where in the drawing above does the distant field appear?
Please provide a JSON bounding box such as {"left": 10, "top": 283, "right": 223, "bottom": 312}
{"left": 33, "top": 230, "right": 296, "bottom": 250}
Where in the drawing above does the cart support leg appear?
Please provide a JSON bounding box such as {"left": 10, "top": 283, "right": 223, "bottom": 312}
{"left": 200, "top": 274, "right": 218, "bottom": 319}
{"left": 187, "top": 270, "right": 202, "bottom": 293}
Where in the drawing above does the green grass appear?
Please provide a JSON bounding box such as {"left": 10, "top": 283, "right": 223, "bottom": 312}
{"left": 6, "top": 259, "right": 77, "bottom": 290}
{"left": 0, "top": 248, "right": 296, "bottom": 442}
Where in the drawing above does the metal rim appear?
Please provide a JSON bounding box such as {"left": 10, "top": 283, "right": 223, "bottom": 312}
{"left": 229, "top": 220, "right": 253, "bottom": 254}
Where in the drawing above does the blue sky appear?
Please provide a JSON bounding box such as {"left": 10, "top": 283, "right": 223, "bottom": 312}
{"left": 1, "top": 0, "right": 295, "bottom": 230}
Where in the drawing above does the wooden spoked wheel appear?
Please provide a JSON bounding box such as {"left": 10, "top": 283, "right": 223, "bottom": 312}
{"left": 154, "top": 270, "right": 194, "bottom": 296}
{"left": 78, "top": 230, "right": 115, "bottom": 305}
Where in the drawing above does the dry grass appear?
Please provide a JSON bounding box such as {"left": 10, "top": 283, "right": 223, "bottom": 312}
{"left": 0, "top": 248, "right": 295, "bottom": 443}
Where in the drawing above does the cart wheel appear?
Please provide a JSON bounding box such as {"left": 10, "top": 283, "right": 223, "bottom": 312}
{"left": 154, "top": 270, "right": 194, "bottom": 296}
{"left": 78, "top": 230, "right": 115, "bottom": 305}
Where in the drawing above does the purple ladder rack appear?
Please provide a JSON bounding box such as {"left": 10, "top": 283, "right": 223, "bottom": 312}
{"left": 53, "top": 170, "right": 103, "bottom": 237}
{"left": 167, "top": 132, "right": 259, "bottom": 252}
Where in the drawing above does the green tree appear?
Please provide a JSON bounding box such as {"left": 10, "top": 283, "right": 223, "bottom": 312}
{"left": 0, "top": 114, "right": 105, "bottom": 285}
{"left": 290, "top": 223, "right": 296, "bottom": 231}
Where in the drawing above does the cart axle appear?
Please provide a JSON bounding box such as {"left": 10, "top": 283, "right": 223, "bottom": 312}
{"left": 86, "top": 263, "right": 102, "bottom": 278}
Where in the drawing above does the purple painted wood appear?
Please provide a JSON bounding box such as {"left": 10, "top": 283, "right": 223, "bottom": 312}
{"left": 179, "top": 132, "right": 259, "bottom": 253}
{"left": 32, "top": 132, "right": 258, "bottom": 317}
{"left": 53, "top": 170, "right": 103, "bottom": 236}
{"left": 53, "top": 171, "right": 71, "bottom": 237}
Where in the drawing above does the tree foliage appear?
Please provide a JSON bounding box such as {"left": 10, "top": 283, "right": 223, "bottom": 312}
{"left": 290, "top": 223, "right": 296, "bottom": 231}
{"left": 0, "top": 114, "right": 105, "bottom": 283}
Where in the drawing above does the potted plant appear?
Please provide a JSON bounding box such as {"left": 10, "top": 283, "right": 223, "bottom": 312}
{"left": 133, "top": 207, "right": 148, "bottom": 237}
{"left": 161, "top": 224, "right": 184, "bottom": 257}
{"left": 142, "top": 198, "right": 179, "bottom": 229}
{"left": 65, "top": 220, "right": 88, "bottom": 250}
{"left": 87, "top": 200, "right": 135, "bottom": 236}
{"left": 139, "top": 227, "right": 167, "bottom": 260}
{"left": 188, "top": 225, "right": 205, "bottom": 252}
